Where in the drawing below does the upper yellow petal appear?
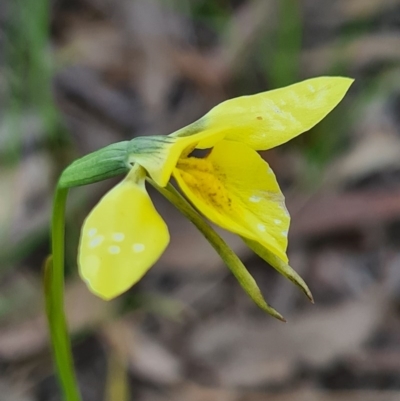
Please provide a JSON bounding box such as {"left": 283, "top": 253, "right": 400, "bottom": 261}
{"left": 173, "top": 140, "right": 290, "bottom": 262}
{"left": 129, "top": 77, "right": 352, "bottom": 186}
{"left": 201, "top": 76, "right": 354, "bottom": 150}
{"left": 78, "top": 167, "right": 170, "bottom": 300}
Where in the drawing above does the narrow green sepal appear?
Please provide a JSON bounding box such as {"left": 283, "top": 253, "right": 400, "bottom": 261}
{"left": 219, "top": 248, "right": 286, "bottom": 321}
{"left": 243, "top": 238, "right": 314, "bottom": 303}
{"left": 59, "top": 141, "right": 131, "bottom": 188}
{"left": 149, "top": 180, "right": 286, "bottom": 321}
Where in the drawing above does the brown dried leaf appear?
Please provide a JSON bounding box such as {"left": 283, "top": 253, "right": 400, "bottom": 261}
{"left": 289, "top": 190, "right": 400, "bottom": 239}
{"left": 189, "top": 286, "right": 386, "bottom": 387}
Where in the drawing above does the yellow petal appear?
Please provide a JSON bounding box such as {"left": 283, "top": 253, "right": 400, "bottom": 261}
{"left": 202, "top": 76, "right": 354, "bottom": 150}
{"left": 130, "top": 77, "right": 352, "bottom": 185}
{"left": 173, "top": 140, "right": 290, "bottom": 262}
{"left": 78, "top": 168, "right": 169, "bottom": 300}
{"left": 128, "top": 130, "right": 224, "bottom": 187}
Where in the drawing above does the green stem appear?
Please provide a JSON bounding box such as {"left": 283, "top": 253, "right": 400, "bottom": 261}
{"left": 148, "top": 180, "right": 285, "bottom": 321}
{"left": 44, "top": 186, "right": 82, "bottom": 401}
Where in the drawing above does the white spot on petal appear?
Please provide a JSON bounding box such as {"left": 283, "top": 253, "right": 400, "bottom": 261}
{"left": 257, "top": 223, "right": 266, "bottom": 232}
{"left": 308, "top": 84, "right": 315, "bottom": 93}
{"left": 112, "top": 233, "right": 125, "bottom": 242}
{"left": 249, "top": 195, "right": 261, "bottom": 203}
{"left": 289, "top": 91, "right": 300, "bottom": 102}
{"left": 88, "top": 228, "right": 97, "bottom": 238}
{"left": 270, "top": 119, "right": 285, "bottom": 131}
{"left": 89, "top": 235, "right": 104, "bottom": 248}
{"left": 132, "top": 243, "right": 145, "bottom": 253}
{"left": 274, "top": 219, "right": 282, "bottom": 225}
{"left": 109, "top": 245, "right": 121, "bottom": 254}
{"left": 267, "top": 167, "right": 273, "bottom": 174}
{"left": 282, "top": 230, "right": 288, "bottom": 237}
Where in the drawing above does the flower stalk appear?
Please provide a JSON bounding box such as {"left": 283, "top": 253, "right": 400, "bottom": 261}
{"left": 44, "top": 186, "right": 82, "bottom": 401}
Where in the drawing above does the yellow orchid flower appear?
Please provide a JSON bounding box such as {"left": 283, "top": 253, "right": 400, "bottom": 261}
{"left": 78, "top": 76, "right": 353, "bottom": 301}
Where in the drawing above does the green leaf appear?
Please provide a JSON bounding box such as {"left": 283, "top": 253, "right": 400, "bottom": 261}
{"left": 243, "top": 238, "right": 313, "bottom": 303}
{"left": 59, "top": 141, "right": 130, "bottom": 188}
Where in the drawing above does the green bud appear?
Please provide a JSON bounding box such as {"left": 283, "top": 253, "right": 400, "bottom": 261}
{"left": 59, "top": 141, "right": 131, "bottom": 188}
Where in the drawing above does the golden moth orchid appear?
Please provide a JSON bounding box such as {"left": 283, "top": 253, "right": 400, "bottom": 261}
{"left": 76, "top": 76, "right": 353, "bottom": 303}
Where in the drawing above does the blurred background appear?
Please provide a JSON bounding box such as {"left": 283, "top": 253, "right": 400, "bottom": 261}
{"left": 2, "top": 0, "right": 400, "bottom": 400}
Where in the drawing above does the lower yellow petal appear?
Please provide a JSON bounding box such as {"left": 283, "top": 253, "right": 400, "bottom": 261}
{"left": 78, "top": 168, "right": 169, "bottom": 300}
{"left": 173, "top": 140, "right": 289, "bottom": 262}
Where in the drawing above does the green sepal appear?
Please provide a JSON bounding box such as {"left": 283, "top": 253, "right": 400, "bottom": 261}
{"left": 149, "top": 180, "right": 286, "bottom": 322}
{"left": 59, "top": 141, "right": 131, "bottom": 188}
{"left": 243, "top": 238, "right": 314, "bottom": 303}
